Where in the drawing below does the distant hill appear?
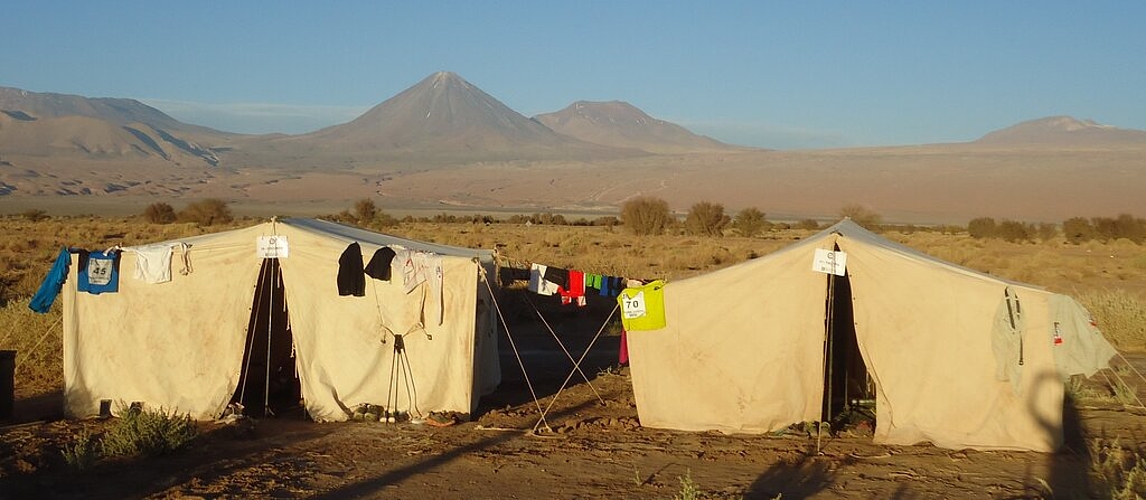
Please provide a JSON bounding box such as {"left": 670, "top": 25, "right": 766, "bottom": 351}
{"left": 0, "top": 86, "right": 226, "bottom": 137}
{"left": 2, "top": 77, "right": 1144, "bottom": 225}
{"left": 534, "top": 101, "right": 742, "bottom": 154}
{"left": 0, "top": 86, "right": 228, "bottom": 166}
{"left": 283, "top": 72, "right": 636, "bottom": 161}
{"left": 976, "top": 116, "right": 1146, "bottom": 146}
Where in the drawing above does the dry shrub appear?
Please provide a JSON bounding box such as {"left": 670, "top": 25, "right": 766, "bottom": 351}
{"left": 142, "top": 202, "right": 177, "bottom": 224}
{"left": 839, "top": 204, "right": 882, "bottom": 229}
{"left": 1090, "top": 437, "right": 1146, "bottom": 499}
{"left": 621, "top": 196, "right": 672, "bottom": 236}
{"left": 1077, "top": 289, "right": 1146, "bottom": 352}
{"left": 683, "top": 201, "right": 728, "bottom": 237}
{"left": 177, "top": 199, "right": 233, "bottom": 226}
{"left": 732, "top": 207, "right": 768, "bottom": 237}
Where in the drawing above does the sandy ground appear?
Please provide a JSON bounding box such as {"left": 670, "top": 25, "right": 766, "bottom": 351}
{"left": 2, "top": 306, "right": 1145, "bottom": 499}
{"left": 5, "top": 145, "right": 1146, "bottom": 225}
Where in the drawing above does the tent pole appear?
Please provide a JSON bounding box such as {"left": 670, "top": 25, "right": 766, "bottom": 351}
{"left": 238, "top": 259, "right": 270, "bottom": 412}
{"left": 819, "top": 262, "right": 837, "bottom": 453}
{"left": 823, "top": 272, "right": 836, "bottom": 419}
{"left": 263, "top": 258, "right": 275, "bottom": 417}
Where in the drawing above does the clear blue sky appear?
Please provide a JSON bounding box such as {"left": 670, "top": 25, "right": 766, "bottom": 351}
{"left": 4, "top": 1, "right": 1143, "bottom": 149}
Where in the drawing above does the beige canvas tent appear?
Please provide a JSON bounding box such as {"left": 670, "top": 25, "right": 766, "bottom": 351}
{"left": 627, "top": 219, "right": 1117, "bottom": 452}
{"left": 62, "top": 218, "right": 500, "bottom": 421}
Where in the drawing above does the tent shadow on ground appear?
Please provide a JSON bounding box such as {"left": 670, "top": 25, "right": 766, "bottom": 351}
{"left": 0, "top": 417, "right": 336, "bottom": 499}
{"left": 1039, "top": 390, "right": 1092, "bottom": 498}
{"left": 1040, "top": 361, "right": 1146, "bottom": 500}
{"left": 4, "top": 390, "right": 64, "bottom": 424}
{"left": 744, "top": 445, "right": 853, "bottom": 499}
{"left": 302, "top": 289, "right": 623, "bottom": 498}
{"left": 308, "top": 398, "right": 601, "bottom": 500}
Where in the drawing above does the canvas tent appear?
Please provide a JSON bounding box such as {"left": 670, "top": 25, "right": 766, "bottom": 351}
{"left": 61, "top": 218, "right": 500, "bottom": 421}
{"left": 627, "top": 219, "right": 1117, "bottom": 452}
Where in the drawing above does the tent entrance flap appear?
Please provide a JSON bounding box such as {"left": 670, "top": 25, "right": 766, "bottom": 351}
{"left": 821, "top": 263, "right": 874, "bottom": 425}
{"left": 232, "top": 258, "right": 300, "bottom": 418}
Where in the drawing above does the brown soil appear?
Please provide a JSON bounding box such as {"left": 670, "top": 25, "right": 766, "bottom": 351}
{"left": 3, "top": 312, "right": 1145, "bottom": 499}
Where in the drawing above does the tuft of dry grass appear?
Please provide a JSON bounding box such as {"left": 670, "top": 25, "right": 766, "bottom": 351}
{"left": 1090, "top": 437, "right": 1146, "bottom": 499}
{"left": 1077, "top": 289, "right": 1146, "bottom": 352}
{"left": 0, "top": 215, "right": 250, "bottom": 303}
{"left": 0, "top": 299, "right": 63, "bottom": 398}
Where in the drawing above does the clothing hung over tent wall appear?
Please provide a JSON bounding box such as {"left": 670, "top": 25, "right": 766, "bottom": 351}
{"left": 626, "top": 219, "right": 1119, "bottom": 452}
{"left": 56, "top": 218, "right": 501, "bottom": 422}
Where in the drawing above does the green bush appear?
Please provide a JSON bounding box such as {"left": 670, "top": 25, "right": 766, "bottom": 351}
{"left": 61, "top": 429, "right": 99, "bottom": 470}
{"left": 674, "top": 470, "right": 701, "bottom": 500}
{"left": 100, "top": 405, "right": 198, "bottom": 458}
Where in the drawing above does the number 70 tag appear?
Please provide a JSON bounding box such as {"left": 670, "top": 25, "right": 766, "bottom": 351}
{"left": 622, "top": 291, "right": 647, "bottom": 319}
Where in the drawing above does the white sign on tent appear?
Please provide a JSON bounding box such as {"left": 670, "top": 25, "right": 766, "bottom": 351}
{"left": 811, "top": 248, "right": 847, "bottom": 276}
{"left": 257, "top": 235, "right": 289, "bottom": 259}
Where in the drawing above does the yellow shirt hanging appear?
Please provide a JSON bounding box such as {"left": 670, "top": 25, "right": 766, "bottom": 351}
{"left": 618, "top": 280, "right": 667, "bottom": 331}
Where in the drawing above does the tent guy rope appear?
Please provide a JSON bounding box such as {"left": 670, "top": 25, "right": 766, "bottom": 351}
{"left": 480, "top": 266, "right": 552, "bottom": 431}
{"left": 532, "top": 303, "right": 619, "bottom": 434}
{"left": 520, "top": 291, "right": 605, "bottom": 404}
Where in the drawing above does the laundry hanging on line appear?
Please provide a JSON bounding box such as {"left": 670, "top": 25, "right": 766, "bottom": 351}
{"left": 617, "top": 280, "right": 667, "bottom": 331}
{"left": 506, "top": 262, "right": 629, "bottom": 303}
{"left": 336, "top": 242, "right": 448, "bottom": 327}
{"left": 130, "top": 244, "right": 174, "bottom": 284}
{"left": 29, "top": 247, "right": 73, "bottom": 313}
{"left": 77, "top": 249, "right": 121, "bottom": 295}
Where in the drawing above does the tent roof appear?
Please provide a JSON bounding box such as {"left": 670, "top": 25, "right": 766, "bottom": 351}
{"left": 124, "top": 217, "right": 495, "bottom": 263}
{"left": 280, "top": 218, "right": 495, "bottom": 262}
{"left": 812, "top": 218, "right": 1039, "bottom": 289}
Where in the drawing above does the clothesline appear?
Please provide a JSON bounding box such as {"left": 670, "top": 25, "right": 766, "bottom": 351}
{"left": 496, "top": 258, "right": 651, "bottom": 305}
{"left": 494, "top": 257, "right": 669, "bottom": 336}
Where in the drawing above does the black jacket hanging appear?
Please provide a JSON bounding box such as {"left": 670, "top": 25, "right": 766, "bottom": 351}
{"left": 364, "top": 247, "right": 396, "bottom": 281}
{"left": 337, "top": 242, "right": 366, "bottom": 296}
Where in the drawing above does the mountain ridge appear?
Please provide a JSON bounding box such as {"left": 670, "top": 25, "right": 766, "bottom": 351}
{"left": 975, "top": 115, "right": 1146, "bottom": 145}
{"left": 278, "top": 72, "right": 639, "bottom": 161}
{"left": 2, "top": 74, "right": 1145, "bottom": 224}
{"left": 534, "top": 100, "right": 747, "bottom": 154}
